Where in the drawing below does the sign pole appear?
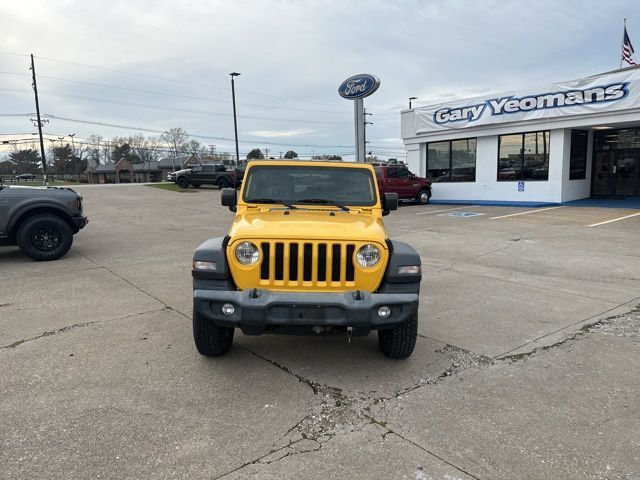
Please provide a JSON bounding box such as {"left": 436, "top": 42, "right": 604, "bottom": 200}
{"left": 338, "top": 74, "right": 380, "bottom": 163}
{"left": 354, "top": 98, "right": 365, "bottom": 162}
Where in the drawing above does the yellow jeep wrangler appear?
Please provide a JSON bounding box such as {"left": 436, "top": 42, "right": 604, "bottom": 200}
{"left": 191, "top": 160, "right": 422, "bottom": 359}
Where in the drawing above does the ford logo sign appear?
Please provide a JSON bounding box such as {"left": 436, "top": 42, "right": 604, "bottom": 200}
{"left": 338, "top": 74, "right": 380, "bottom": 100}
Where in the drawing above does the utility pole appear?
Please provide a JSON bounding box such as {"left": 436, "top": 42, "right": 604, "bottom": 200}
{"left": 229, "top": 72, "right": 241, "bottom": 166}
{"left": 29, "top": 54, "right": 48, "bottom": 185}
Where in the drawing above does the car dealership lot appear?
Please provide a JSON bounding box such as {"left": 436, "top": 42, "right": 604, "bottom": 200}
{"left": 1, "top": 185, "right": 639, "bottom": 480}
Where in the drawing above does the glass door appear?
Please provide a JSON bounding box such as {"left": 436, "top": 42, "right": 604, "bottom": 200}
{"left": 592, "top": 151, "right": 614, "bottom": 197}
{"left": 614, "top": 150, "right": 639, "bottom": 196}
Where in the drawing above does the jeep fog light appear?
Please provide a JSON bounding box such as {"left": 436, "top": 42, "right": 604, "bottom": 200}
{"left": 356, "top": 244, "right": 380, "bottom": 268}
{"left": 193, "top": 260, "right": 217, "bottom": 271}
{"left": 378, "top": 306, "right": 391, "bottom": 318}
{"left": 235, "top": 241, "right": 260, "bottom": 265}
{"left": 221, "top": 303, "right": 235, "bottom": 316}
{"left": 398, "top": 265, "right": 421, "bottom": 275}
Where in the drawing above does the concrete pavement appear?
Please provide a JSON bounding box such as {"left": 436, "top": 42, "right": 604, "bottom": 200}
{"left": 1, "top": 184, "right": 639, "bottom": 479}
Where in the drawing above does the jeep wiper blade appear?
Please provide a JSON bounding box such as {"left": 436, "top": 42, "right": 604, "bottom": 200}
{"left": 246, "top": 198, "right": 298, "bottom": 209}
{"left": 296, "top": 198, "right": 350, "bottom": 211}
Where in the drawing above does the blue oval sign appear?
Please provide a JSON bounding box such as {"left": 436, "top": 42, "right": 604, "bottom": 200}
{"left": 338, "top": 74, "right": 380, "bottom": 100}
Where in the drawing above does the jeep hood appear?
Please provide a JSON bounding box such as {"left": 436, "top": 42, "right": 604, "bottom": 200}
{"left": 229, "top": 209, "right": 388, "bottom": 244}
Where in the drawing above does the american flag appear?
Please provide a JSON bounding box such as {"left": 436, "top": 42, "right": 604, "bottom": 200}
{"left": 622, "top": 25, "right": 636, "bottom": 66}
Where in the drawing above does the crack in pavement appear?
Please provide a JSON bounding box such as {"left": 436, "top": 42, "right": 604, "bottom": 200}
{"left": 365, "top": 417, "right": 482, "bottom": 480}
{"left": 1, "top": 321, "right": 97, "bottom": 349}
{"left": 500, "top": 303, "right": 640, "bottom": 363}
{"left": 70, "top": 247, "right": 192, "bottom": 320}
{"left": 211, "top": 434, "right": 322, "bottom": 480}
{"left": 496, "top": 296, "right": 640, "bottom": 359}
{"left": 0, "top": 307, "right": 170, "bottom": 350}
{"left": 232, "top": 343, "right": 490, "bottom": 479}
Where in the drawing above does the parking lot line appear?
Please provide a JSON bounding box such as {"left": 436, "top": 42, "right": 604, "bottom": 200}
{"left": 415, "top": 205, "right": 480, "bottom": 216}
{"left": 489, "top": 206, "right": 565, "bottom": 220}
{"left": 587, "top": 211, "right": 640, "bottom": 228}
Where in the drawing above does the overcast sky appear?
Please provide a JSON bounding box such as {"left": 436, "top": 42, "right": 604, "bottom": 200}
{"left": 0, "top": 0, "right": 637, "bottom": 160}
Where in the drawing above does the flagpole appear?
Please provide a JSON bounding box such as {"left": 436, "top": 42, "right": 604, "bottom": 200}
{"left": 620, "top": 18, "right": 626, "bottom": 69}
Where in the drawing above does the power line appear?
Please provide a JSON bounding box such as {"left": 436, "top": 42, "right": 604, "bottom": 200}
{"left": 0, "top": 87, "right": 351, "bottom": 126}
{"left": 32, "top": 54, "right": 343, "bottom": 108}
{"left": 0, "top": 71, "right": 351, "bottom": 115}
{"left": 39, "top": 114, "right": 357, "bottom": 148}
{"left": 1, "top": 113, "right": 406, "bottom": 152}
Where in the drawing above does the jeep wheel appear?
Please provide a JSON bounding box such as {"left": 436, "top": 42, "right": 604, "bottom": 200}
{"left": 378, "top": 312, "right": 418, "bottom": 359}
{"left": 177, "top": 177, "right": 189, "bottom": 189}
{"left": 416, "top": 189, "right": 430, "bottom": 205}
{"left": 193, "top": 308, "right": 234, "bottom": 356}
{"left": 217, "top": 177, "right": 230, "bottom": 189}
{"left": 17, "top": 214, "right": 73, "bottom": 261}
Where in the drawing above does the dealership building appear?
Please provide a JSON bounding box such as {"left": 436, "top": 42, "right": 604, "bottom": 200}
{"left": 401, "top": 66, "right": 640, "bottom": 203}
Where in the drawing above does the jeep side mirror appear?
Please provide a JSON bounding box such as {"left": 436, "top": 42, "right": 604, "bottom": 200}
{"left": 382, "top": 192, "right": 398, "bottom": 216}
{"left": 221, "top": 188, "right": 237, "bottom": 211}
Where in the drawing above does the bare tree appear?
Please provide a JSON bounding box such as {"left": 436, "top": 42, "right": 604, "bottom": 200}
{"left": 161, "top": 127, "right": 190, "bottom": 171}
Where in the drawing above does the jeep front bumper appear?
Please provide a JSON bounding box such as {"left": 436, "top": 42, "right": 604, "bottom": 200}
{"left": 193, "top": 289, "right": 418, "bottom": 335}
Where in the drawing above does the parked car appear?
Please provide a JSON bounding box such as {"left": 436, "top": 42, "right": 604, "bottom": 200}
{"left": 15, "top": 173, "right": 36, "bottom": 181}
{"left": 191, "top": 160, "right": 422, "bottom": 359}
{"left": 168, "top": 164, "right": 239, "bottom": 189}
{"left": 0, "top": 185, "right": 88, "bottom": 261}
{"left": 374, "top": 165, "right": 432, "bottom": 205}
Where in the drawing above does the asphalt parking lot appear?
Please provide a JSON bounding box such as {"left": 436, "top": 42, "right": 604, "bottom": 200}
{"left": 1, "top": 184, "right": 639, "bottom": 480}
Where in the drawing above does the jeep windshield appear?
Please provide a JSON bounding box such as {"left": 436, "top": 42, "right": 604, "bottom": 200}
{"left": 243, "top": 165, "right": 377, "bottom": 207}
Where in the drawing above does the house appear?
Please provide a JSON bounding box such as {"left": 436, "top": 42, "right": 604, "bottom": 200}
{"left": 91, "top": 159, "right": 163, "bottom": 184}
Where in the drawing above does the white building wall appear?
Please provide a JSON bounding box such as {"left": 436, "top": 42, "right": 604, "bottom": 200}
{"left": 426, "top": 129, "right": 566, "bottom": 203}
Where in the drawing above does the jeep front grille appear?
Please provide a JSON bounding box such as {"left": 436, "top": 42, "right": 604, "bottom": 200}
{"left": 259, "top": 241, "right": 356, "bottom": 287}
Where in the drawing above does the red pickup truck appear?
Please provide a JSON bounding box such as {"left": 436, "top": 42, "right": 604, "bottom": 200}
{"left": 374, "top": 165, "right": 432, "bottom": 205}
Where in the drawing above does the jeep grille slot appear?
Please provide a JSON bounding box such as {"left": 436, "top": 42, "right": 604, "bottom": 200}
{"left": 274, "top": 243, "right": 285, "bottom": 280}
{"left": 260, "top": 243, "right": 270, "bottom": 279}
{"left": 258, "top": 241, "right": 357, "bottom": 288}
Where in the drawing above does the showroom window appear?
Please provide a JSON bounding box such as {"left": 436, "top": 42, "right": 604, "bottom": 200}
{"left": 497, "top": 131, "right": 549, "bottom": 181}
{"left": 569, "top": 130, "right": 588, "bottom": 180}
{"left": 426, "top": 138, "right": 476, "bottom": 182}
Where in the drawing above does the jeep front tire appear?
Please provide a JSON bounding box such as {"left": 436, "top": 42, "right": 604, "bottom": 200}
{"left": 16, "top": 214, "right": 74, "bottom": 261}
{"left": 378, "top": 312, "right": 418, "bottom": 359}
{"left": 193, "top": 308, "right": 234, "bottom": 356}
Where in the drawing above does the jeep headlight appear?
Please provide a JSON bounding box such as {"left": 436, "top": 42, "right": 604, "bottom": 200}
{"left": 356, "top": 244, "right": 380, "bottom": 268}
{"left": 235, "top": 241, "right": 260, "bottom": 265}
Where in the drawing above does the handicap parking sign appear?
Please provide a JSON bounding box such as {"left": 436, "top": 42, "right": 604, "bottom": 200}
{"left": 439, "top": 211, "right": 485, "bottom": 218}
{"left": 518, "top": 181, "right": 525, "bottom": 192}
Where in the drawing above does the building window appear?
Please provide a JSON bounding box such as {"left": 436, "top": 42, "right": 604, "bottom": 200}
{"left": 498, "top": 131, "right": 549, "bottom": 181}
{"left": 569, "top": 130, "right": 588, "bottom": 180}
{"left": 426, "top": 138, "right": 476, "bottom": 182}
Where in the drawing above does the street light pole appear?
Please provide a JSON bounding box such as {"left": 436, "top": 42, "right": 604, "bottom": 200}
{"left": 409, "top": 96, "right": 417, "bottom": 109}
{"left": 229, "top": 72, "right": 241, "bottom": 166}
